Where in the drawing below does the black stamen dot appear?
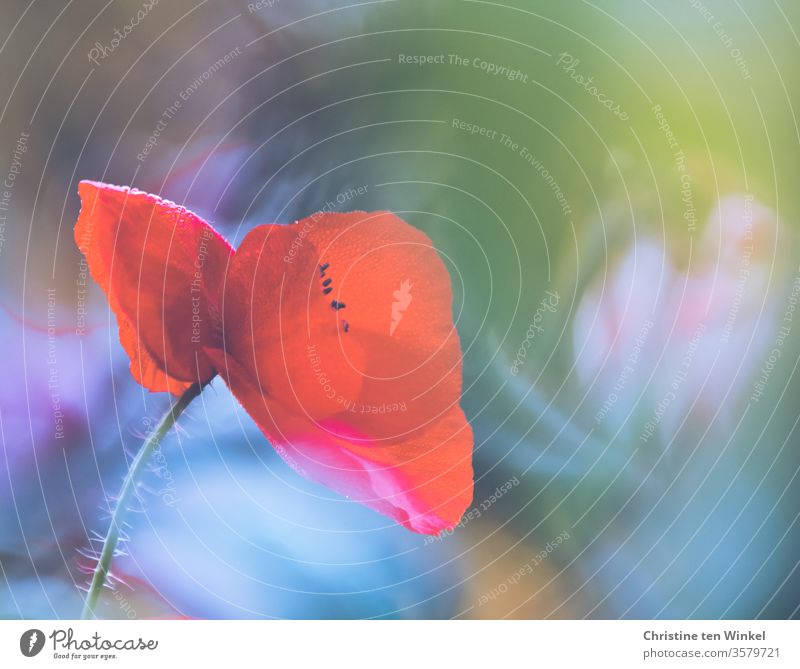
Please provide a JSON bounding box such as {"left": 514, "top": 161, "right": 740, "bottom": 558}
{"left": 322, "top": 278, "right": 332, "bottom": 287}
{"left": 319, "top": 262, "right": 329, "bottom": 275}
{"left": 331, "top": 300, "right": 346, "bottom": 310}
{"left": 323, "top": 287, "right": 332, "bottom": 295}
{"left": 342, "top": 320, "right": 350, "bottom": 333}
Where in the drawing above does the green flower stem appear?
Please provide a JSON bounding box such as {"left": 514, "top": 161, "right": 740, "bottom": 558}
{"left": 80, "top": 381, "right": 204, "bottom": 619}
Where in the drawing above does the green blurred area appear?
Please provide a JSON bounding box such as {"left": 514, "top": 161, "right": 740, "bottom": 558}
{"left": 342, "top": 0, "right": 800, "bottom": 382}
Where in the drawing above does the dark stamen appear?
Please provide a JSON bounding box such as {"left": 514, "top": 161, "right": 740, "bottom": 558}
{"left": 342, "top": 320, "right": 350, "bottom": 333}
{"left": 322, "top": 278, "right": 332, "bottom": 287}
{"left": 331, "top": 300, "right": 346, "bottom": 310}
{"left": 323, "top": 287, "right": 332, "bottom": 295}
{"left": 319, "top": 262, "right": 329, "bottom": 275}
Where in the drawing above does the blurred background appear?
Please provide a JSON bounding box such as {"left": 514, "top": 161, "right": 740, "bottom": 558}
{"left": 1, "top": 0, "right": 799, "bottom": 619}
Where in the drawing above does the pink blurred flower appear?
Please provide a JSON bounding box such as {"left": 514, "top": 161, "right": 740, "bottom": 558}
{"left": 574, "top": 194, "right": 781, "bottom": 443}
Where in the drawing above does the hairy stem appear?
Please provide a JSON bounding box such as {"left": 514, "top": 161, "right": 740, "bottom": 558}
{"left": 80, "top": 381, "right": 203, "bottom": 619}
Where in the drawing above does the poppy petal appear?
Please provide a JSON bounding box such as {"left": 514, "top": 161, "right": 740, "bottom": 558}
{"left": 215, "top": 211, "right": 473, "bottom": 532}
{"left": 215, "top": 350, "right": 473, "bottom": 533}
{"left": 299, "top": 212, "right": 464, "bottom": 440}
{"left": 219, "top": 222, "right": 367, "bottom": 421}
{"left": 223, "top": 212, "right": 465, "bottom": 438}
{"left": 75, "top": 181, "right": 233, "bottom": 394}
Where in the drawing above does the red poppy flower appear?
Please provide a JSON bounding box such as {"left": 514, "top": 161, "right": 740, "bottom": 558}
{"left": 75, "top": 180, "right": 473, "bottom": 534}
